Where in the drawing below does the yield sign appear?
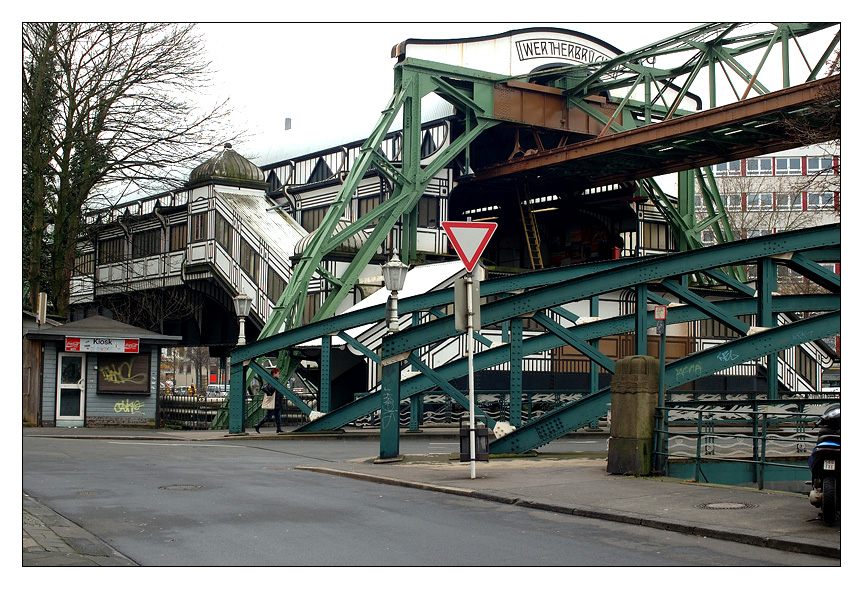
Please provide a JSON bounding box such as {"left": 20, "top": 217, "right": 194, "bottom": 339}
{"left": 442, "top": 221, "right": 497, "bottom": 272}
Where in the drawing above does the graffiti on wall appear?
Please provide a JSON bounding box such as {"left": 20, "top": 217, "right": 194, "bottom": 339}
{"left": 113, "top": 398, "right": 146, "bottom": 414}
{"left": 98, "top": 353, "right": 150, "bottom": 393}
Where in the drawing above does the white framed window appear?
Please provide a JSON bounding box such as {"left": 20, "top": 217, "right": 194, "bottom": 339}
{"left": 720, "top": 193, "right": 742, "bottom": 210}
{"left": 714, "top": 161, "right": 741, "bottom": 176}
{"left": 747, "top": 229, "right": 772, "bottom": 239}
{"left": 775, "top": 193, "right": 803, "bottom": 211}
{"left": 746, "top": 158, "right": 772, "bottom": 176}
{"left": 807, "top": 193, "right": 835, "bottom": 210}
{"left": 775, "top": 157, "right": 802, "bottom": 175}
{"left": 700, "top": 230, "right": 717, "bottom": 246}
{"left": 746, "top": 193, "right": 773, "bottom": 211}
{"left": 807, "top": 157, "right": 835, "bottom": 175}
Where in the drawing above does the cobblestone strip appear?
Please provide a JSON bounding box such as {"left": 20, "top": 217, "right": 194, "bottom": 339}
{"left": 23, "top": 494, "right": 137, "bottom": 566}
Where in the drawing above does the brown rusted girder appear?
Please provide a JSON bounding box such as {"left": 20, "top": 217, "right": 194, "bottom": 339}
{"left": 473, "top": 75, "right": 840, "bottom": 191}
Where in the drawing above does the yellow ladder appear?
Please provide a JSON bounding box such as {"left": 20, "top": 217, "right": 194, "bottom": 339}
{"left": 517, "top": 185, "right": 544, "bottom": 269}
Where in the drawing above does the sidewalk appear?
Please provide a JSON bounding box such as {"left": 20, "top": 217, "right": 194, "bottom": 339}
{"left": 23, "top": 426, "right": 840, "bottom": 563}
{"left": 23, "top": 493, "right": 136, "bottom": 566}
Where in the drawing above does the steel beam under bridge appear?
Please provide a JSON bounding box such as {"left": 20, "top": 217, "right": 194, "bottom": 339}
{"left": 469, "top": 75, "right": 841, "bottom": 192}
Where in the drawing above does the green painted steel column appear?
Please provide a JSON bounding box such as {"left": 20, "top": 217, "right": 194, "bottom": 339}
{"left": 758, "top": 258, "right": 779, "bottom": 399}
{"left": 677, "top": 169, "right": 696, "bottom": 251}
{"left": 228, "top": 361, "right": 246, "bottom": 434}
{"left": 409, "top": 394, "right": 422, "bottom": 431}
{"left": 635, "top": 284, "right": 648, "bottom": 355}
{"left": 509, "top": 317, "right": 523, "bottom": 427}
{"left": 408, "top": 311, "right": 422, "bottom": 431}
{"left": 379, "top": 360, "right": 401, "bottom": 460}
{"left": 590, "top": 296, "right": 600, "bottom": 395}
{"left": 320, "top": 335, "right": 331, "bottom": 413}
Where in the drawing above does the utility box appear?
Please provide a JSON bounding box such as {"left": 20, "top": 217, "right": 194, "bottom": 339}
{"left": 459, "top": 417, "right": 490, "bottom": 462}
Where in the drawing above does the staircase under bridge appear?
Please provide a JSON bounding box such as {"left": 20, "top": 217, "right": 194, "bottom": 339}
{"left": 227, "top": 223, "right": 839, "bottom": 460}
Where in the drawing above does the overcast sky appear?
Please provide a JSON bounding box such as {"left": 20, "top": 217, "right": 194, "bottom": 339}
{"left": 195, "top": 22, "right": 701, "bottom": 164}
{"left": 192, "top": 21, "right": 842, "bottom": 170}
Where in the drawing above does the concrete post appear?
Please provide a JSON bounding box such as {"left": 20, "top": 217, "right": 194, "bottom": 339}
{"left": 607, "top": 355, "right": 659, "bottom": 475}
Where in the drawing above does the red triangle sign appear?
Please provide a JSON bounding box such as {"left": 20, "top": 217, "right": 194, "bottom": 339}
{"left": 442, "top": 221, "right": 497, "bottom": 272}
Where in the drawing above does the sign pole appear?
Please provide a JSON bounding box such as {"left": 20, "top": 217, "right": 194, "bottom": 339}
{"left": 466, "top": 267, "right": 477, "bottom": 479}
{"left": 655, "top": 306, "right": 668, "bottom": 404}
{"left": 441, "top": 220, "right": 497, "bottom": 480}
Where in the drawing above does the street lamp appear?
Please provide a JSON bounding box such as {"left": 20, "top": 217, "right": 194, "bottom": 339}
{"left": 381, "top": 253, "right": 409, "bottom": 332}
{"left": 233, "top": 292, "right": 252, "bottom": 345}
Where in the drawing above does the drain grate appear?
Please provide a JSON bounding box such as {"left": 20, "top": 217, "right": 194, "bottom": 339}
{"left": 78, "top": 491, "right": 98, "bottom": 496}
{"left": 159, "top": 484, "right": 202, "bottom": 491}
{"left": 697, "top": 502, "right": 757, "bottom": 510}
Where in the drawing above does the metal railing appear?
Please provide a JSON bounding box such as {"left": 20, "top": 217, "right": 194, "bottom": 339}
{"left": 652, "top": 394, "right": 838, "bottom": 489}
{"left": 160, "top": 393, "right": 313, "bottom": 430}
{"left": 158, "top": 394, "right": 227, "bottom": 430}
{"left": 353, "top": 389, "right": 606, "bottom": 428}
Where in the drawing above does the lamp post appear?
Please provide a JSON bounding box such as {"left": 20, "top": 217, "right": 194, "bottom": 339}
{"left": 381, "top": 253, "right": 409, "bottom": 332}
{"left": 233, "top": 292, "right": 252, "bottom": 345}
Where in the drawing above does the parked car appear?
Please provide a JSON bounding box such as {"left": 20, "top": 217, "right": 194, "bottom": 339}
{"left": 205, "top": 384, "right": 229, "bottom": 399}
{"left": 173, "top": 386, "right": 189, "bottom": 395}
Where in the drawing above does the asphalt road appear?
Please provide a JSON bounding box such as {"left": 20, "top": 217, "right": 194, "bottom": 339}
{"left": 23, "top": 436, "right": 835, "bottom": 567}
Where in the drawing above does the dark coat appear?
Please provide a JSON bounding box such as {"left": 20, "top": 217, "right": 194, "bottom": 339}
{"left": 262, "top": 382, "right": 284, "bottom": 404}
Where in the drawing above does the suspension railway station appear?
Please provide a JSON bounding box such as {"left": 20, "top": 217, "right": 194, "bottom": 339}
{"left": 58, "top": 23, "right": 840, "bottom": 482}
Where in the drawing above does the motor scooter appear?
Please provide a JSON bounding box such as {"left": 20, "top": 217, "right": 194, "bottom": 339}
{"left": 807, "top": 404, "right": 840, "bottom": 524}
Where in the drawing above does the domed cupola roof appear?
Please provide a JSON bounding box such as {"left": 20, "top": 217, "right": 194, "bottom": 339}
{"left": 187, "top": 143, "right": 266, "bottom": 188}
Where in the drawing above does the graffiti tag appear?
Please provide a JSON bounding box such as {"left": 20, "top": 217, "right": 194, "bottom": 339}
{"left": 381, "top": 392, "right": 397, "bottom": 429}
{"left": 114, "top": 398, "right": 145, "bottom": 414}
{"left": 675, "top": 363, "right": 702, "bottom": 381}
{"left": 100, "top": 361, "right": 147, "bottom": 385}
{"left": 792, "top": 330, "right": 815, "bottom": 342}
{"left": 716, "top": 349, "right": 739, "bottom": 363}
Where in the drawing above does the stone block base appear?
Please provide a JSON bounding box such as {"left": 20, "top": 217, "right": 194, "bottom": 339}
{"left": 607, "top": 436, "right": 652, "bottom": 475}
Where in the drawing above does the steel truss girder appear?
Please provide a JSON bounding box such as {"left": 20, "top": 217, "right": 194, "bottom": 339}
{"left": 228, "top": 61, "right": 505, "bottom": 420}
{"left": 561, "top": 23, "right": 837, "bottom": 107}
{"left": 660, "top": 278, "right": 751, "bottom": 335}
{"left": 300, "top": 292, "right": 839, "bottom": 434}
{"left": 491, "top": 308, "right": 840, "bottom": 454}
{"left": 290, "top": 235, "right": 838, "bottom": 432}
{"left": 247, "top": 361, "right": 313, "bottom": 414}
{"left": 260, "top": 63, "right": 503, "bottom": 340}
{"left": 380, "top": 224, "right": 839, "bottom": 359}
{"left": 231, "top": 225, "right": 837, "bottom": 434}
{"left": 664, "top": 310, "right": 840, "bottom": 389}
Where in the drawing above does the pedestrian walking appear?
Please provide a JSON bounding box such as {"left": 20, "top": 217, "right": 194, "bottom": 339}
{"left": 255, "top": 366, "right": 284, "bottom": 433}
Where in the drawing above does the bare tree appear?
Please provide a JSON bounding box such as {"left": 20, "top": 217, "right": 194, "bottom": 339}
{"left": 781, "top": 51, "right": 840, "bottom": 157}
{"left": 99, "top": 287, "right": 203, "bottom": 334}
{"left": 186, "top": 346, "right": 210, "bottom": 392}
{"left": 708, "top": 173, "right": 819, "bottom": 239}
{"left": 23, "top": 23, "right": 243, "bottom": 318}
{"left": 698, "top": 161, "right": 839, "bottom": 292}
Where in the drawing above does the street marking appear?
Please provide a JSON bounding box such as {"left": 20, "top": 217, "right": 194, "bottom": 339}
{"left": 106, "top": 441, "right": 240, "bottom": 448}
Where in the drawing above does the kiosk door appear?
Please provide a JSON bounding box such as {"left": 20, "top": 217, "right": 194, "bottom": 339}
{"left": 56, "top": 353, "right": 85, "bottom": 427}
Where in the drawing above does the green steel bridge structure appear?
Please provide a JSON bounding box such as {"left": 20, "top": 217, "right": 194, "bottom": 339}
{"left": 229, "top": 224, "right": 839, "bottom": 459}
{"left": 226, "top": 23, "right": 840, "bottom": 463}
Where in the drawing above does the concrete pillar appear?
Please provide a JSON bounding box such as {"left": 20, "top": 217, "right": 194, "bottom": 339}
{"left": 607, "top": 355, "right": 659, "bottom": 476}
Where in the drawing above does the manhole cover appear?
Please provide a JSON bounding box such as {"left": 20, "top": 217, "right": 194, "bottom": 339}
{"left": 159, "top": 485, "right": 202, "bottom": 491}
{"left": 697, "top": 502, "right": 757, "bottom": 510}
